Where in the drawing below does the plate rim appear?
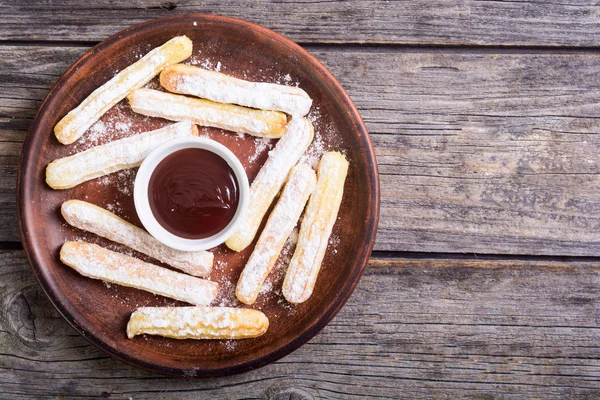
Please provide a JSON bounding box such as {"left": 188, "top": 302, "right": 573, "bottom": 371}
{"left": 16, "top": 13, "right": 380, "bottom": 377}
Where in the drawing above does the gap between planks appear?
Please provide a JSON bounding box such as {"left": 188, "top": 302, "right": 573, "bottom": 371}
{"left": 6, "top": 39, "right": 600, "bottom": 55}
{"left": 3, "top": 241, "right": 600, "bottom": 267}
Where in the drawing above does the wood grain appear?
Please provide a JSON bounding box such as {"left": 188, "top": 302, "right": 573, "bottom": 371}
{"left": 0, "top": 250, "right": 598, "bottom": 399}
{"left": 2, "top": 1, "right": 600, "bottom": 47}
{"left": 5, "top": 46, "right": 600, "bottom": 255}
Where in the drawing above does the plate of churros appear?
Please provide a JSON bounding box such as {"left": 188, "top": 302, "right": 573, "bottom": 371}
{"left": 17, "top": 14, "right": 379, "bottom": 376}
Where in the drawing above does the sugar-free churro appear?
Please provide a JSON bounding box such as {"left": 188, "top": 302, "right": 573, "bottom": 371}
{"left": 283, "top": 152, "right": 349, "bottom": 304}
{"left": 46, "top": 121, "right": 198, "bottom": 190}
{"left": 60, "top": 241, "right": 218, "bottom": 305}
{"left": 126, "top": 306, "right": 269, "bottom": 339}
{"left": 61, "top": 200, "right": 213, "bottom": 277}
{"left": 128, "top": 88, "right": 287, "bottom": 138}
{"left": 225, "top": 118, "right": 314, "bottom": 252}
{"left": 236, "top": 164, "right": 316, "bottom": 305}
{"left": 160, "top": 64, "right": 313, "bottom": 116}
{"left": 54, "top": 36, "right": 193, "bottom": 144}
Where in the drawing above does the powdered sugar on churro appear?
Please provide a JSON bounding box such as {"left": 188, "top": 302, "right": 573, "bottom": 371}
{"left": 225, "top": 118, "right": 314, "bottom": 252}
{"left": 55, "top": 36, "right": 192, "bottom": 144}
{"left": 60, "top": 242, "right": 218, "bottom": 306}
{"left": 282, "top": 152, "right": 349, "bottom": 303}
{"left": 128, "top": 88, "right": 286, "bottom": 138}
{"left": 236, "top": 164, "right": 316, "bottom": 304}
{"left": 161, "top": 64, "right": 312, "bottom": 116}
{"left": 61, "top": 200, "right": 213, "bottom": 277}
{"left": 126, "top": 306, "right": 268, "bottom": 339}
{"left": 46, "top": 121, "right": 197, "bottom": 190}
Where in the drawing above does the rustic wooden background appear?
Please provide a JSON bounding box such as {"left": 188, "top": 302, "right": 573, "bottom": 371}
{"left": 2, "top": 1, "right": 600, "bottom": 398}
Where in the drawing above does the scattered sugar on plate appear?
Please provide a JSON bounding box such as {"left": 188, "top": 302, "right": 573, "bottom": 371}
{"left": 74, "top": 103, "right": 135, "bottom": 151}
{"left": 223, "top": 340, "right": 238, "bottom": 352}
{"left": 329, "top": 234, "right": 340, "bottom": 255}
{"left": 114, "top": 169, "right": 135, "bottom": 196}
{"left": 248, "top": 137, "right": 274, "bottom": 164}
{"left": 216, "top": 279, "right": 241, "bottom": 308}
{"left": 185, "top": 57, "right": 223, "bottom": 71}
{"left": 97, "top": 176, "right": 111, "bottom": 186}
{"left": 299, "top": 132, "right": 325, "bottom": 169}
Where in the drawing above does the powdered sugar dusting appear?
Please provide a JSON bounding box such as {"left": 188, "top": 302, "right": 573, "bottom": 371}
{"left": 268, "top": 228, "right": 299, "bottom": 308}
{"left": 161, "top": 64, "right": 312, "bottom": 116}
{"left": 129, "top": 88, "right": 283, "bottom": 138}
{"left": 114, "top": 169, "right": 135, "bottom": 196}
{"left": 282, "top": 153, "right": 349, "bottom": 303}
{"left": 76, "top": 104, "right": 134, "bottom": 150}
{"left": 329, "top": 234, "right": 340, "bottom": 255}
{"left": 61, "top": 242, "right": 218, "bottom": 306}
{"left": 47, "top": 121, "right": 197, "bottom": 189}
{"left": 226, "top": 118, "right": 314, "bottom": 251}
{"left": 299, "top": 131, "right": 325, "bottom": 169}
{"left": 61, "top": 200, "right": 213, "bottom": 278}
{"left": 185, "top": 56, "right": 222, "bottom": 71}
{"left": 105, "top": 201, "right": 123, "bottom": 215}
{"left": 248, "top": 137, "right": 274, "bottom": 164}
{"left": 216, "top": 279, "right": 241, "bottom": 308}
{"left": 236, "top": 164, "right": 316, "bottom": 304}
{"left": 57, "top": 36, "right": 191, "bottom": 144}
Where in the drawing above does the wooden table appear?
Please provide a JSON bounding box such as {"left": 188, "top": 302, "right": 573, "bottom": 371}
{"left": 2, "top": 2, "right": 600, "bottom": 398}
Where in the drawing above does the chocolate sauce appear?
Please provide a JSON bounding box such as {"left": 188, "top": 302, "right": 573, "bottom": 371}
{"left": 148, "top": 148, "right": 239, "bottom": 239}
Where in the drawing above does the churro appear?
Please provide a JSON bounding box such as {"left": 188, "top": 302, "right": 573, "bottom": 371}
{"left": 236, "top": 164, "right": 316, "bottom": 304}
{"left": 61, "top": 200, "right": 213, "bottom": 277}
{"left": 128, "top": 88, "right": 287, "bottom": 138}
{"left": 225, "top": 118, "right": 314, "bottom": 252}
{"left": 126, "top": 306, "right": 269, "bottom": 339}
{"left": 54, "top": 36, "right": 193, "bottom": 144}
{"left": 47, "top": 121, "right": 198, "bottom": 190}
{"left": 282, "top": 152, "right": 348, "bottom": 303}
{"left": 160, "top": 64, "right": 312, "bottom": 116}
{"left": 60, "top": 241, "right": 218, "bottom": 305}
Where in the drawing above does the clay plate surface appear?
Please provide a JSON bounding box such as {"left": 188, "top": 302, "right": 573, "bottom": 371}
{"left": 17, "top": 14, "right": 379, "bottom": 377}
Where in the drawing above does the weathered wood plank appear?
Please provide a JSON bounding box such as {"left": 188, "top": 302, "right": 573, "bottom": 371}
{"left": 2, "top": 1, "right": 600, "bottom": 47}
{"left": 5, "top": 46, "right": 600, "bottom": 255}
{"left": 0, "top": 251, "right": 599, "bottom": 399}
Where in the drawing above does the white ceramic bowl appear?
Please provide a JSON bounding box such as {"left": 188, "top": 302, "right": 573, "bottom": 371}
{"left": 134, "top": 136, "right": 249, "bottom": 251}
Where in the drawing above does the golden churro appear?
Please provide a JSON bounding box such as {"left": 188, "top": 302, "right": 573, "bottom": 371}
{"left": 126, "top": 306, "right": 269, "bottom": 339}
{"left": 128, "top": 88, "right": 287, "bottom": 138}
{"left": 236, "top": 164, "right": 316, "bottom": 304}
{"left": 47, "top": 121, "right": 198, "bottom": 190}
{"left": 160, "top": 64, "right": 312, "bottom": 116}
{"left": 60, "top": 241, "right": 218, "bottom": 305}
{"left": 225, "top": 118, "right": 314, "bottom": 252}
{"left": 282, "top": 152, "right": 348, "bottom": 303}
{"left": 54, "top": 36, "right": 193, "bottom": 144}
{"left": 61, "top": 200, "right": 213, "bottom": 277}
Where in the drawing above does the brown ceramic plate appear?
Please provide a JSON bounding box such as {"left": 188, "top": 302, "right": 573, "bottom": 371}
{"left": 17, "top": 15, "right": 379, "bottom": 377}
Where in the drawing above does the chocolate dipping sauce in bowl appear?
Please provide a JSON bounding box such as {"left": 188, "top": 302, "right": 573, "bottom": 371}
{"left": 134, "top": 136, "right": 249, "bottom": 251}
